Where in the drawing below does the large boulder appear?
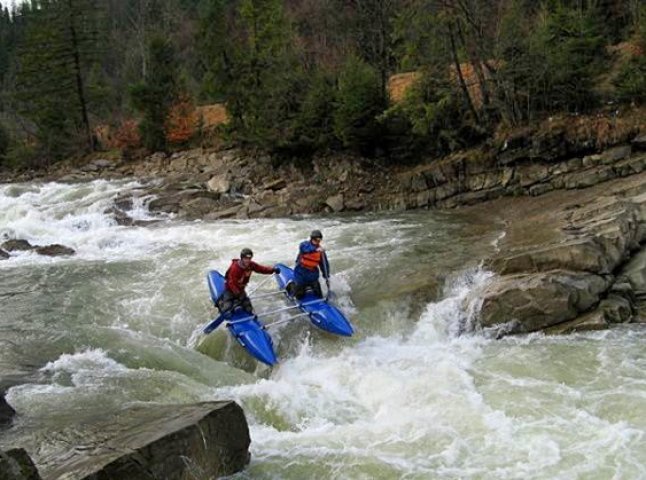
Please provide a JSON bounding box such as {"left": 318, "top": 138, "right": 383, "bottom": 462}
{"left": 0, "top": 249, "right": 9, "bottom": 260}
{"left": 207, "top": 174, "right": 231, "bottom": 194}
{"left": 179, "top": 196, "right": 221, "bottom": 219}
{"left": 38, "top": 401, "right": 250, "bottom": 480}
{"left": 0, "top": 449, "right": 42, "bottom": 480}
{"left": 326, "top": 194, "right": 344, "bottom": 212}
{"left": 479, "top": 271, "right": 610, "bottom": 334}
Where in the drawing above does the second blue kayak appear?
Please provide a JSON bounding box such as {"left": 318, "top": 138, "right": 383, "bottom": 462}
{"left": 274, "top": 263, "right": 354, "bottom": 337}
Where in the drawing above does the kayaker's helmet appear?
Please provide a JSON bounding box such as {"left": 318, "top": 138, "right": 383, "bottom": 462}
{"left": 310, "top": 230, "right": 323, "bottom": 240}
{"left": 240, "top": 248, "right": 253, "bottom": 259}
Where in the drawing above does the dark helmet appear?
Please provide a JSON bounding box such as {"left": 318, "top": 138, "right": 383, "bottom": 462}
{"left": 240, "top": 248, "right": 253, "bottom": 259}
{"left": 310, "top": 229, "right": 323, "bottom": 240}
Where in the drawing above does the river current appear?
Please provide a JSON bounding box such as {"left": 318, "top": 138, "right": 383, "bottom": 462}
{"left": 1, "top": 180, "right": 644, "bottom": 479}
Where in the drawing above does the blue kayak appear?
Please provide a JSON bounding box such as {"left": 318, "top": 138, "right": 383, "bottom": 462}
{"left": 204, "top": 270, "right": 278, "bottom": 366}
{"left": 274, "top": 263, "right": 354, "bottom": 337}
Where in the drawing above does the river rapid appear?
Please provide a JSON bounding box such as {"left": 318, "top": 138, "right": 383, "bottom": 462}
{"left": 1, "top": 180, "right": 645, "bottom": 479}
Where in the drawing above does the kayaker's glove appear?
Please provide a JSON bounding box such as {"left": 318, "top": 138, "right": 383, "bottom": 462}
{"left": 273, "top": 266, "right": 281, "bottom": 274}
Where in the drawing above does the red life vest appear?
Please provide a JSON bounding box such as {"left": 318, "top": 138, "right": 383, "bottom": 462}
{"left": 299, "top": 250, "right": 321, "bottom": 270}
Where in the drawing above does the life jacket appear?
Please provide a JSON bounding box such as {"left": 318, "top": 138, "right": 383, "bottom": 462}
{"left": 299, "top": 250, "right": 321, "bottom": 270}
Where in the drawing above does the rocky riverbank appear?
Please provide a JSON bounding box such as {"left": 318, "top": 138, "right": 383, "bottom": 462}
{"left": 2, "top": 113, "right": 643, "bottom": 225}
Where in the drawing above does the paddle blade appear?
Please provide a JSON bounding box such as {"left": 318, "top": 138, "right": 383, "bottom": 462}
{"left": 203, "top": 315, "right": 226, "bottom": 334}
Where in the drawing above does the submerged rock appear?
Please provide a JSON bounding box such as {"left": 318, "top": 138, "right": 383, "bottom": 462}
{"left": 1, "top": 240, "right": 34, "bottom": 252}
{"left": 37, "top": 401, "right": 250, "bottom": 480}
{"left": 0, "top": 249, "right": 9, "bottom": 260}
{"left": 34, "top": 244, "right": 75, "bottom": 257}
{"left": 0, "top": 449, "right": 42, "bottom": 480}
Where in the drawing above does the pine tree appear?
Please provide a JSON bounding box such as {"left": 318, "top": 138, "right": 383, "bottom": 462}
{"left": 333, "top": 56, "right": 385, "bottom": 153}
{"left": 348, "top": 0, "right": 399, "bottom": 104}
{"left": 199, "top": 0, "right": 303, "bottom": 149}
{"left": 530, "top": 3, "right": 606, "bottom": 113}
{"left": 129, "top": 35, "right": 179, "bottom": 152}
{"left": 13, "top": 0, "right": 102, "bottom": 161}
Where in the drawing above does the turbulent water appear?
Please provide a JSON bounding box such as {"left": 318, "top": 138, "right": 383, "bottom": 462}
{"left": 1, "top": 180, "right": 645, "bottom": 479}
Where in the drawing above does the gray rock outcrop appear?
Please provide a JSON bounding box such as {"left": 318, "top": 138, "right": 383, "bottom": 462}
{"left": 36, "top": 401, "right": 250, "bottom": 480}
{"left": 475, "top": 170, "right": 646, "bottom": 336}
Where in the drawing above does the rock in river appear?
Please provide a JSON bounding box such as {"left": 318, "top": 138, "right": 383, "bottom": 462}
{"left": 35, "top": 401, "right": 250, "bottom": 480}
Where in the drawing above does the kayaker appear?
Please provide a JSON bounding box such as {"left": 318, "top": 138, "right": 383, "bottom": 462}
{"left": 217, "top": 248, "right": 280, "bottom": 314}
{"left": 291, "top": 230, "right": 330, "bottom": 299}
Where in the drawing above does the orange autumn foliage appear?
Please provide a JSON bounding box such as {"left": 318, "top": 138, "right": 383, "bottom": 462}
{"left": 165, "top": 96, "right": 197, "bottom": 144}
{"left": 112, "top": 119, "right": 141, "bottom": 150}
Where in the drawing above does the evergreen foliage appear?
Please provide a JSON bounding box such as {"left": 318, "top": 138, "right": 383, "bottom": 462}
{"left": 130, "top": 35, "right": 179, "bottom": 152}
{"left": 12, "top": 0, "right": 100, "bottom": 163}
{"left": 0, "top": 0, "right": 643, "bottom": 168}
{"left": 334, "top": 56, "right": 385, "bottom": 153}
{"left": 613, "top": 5, "right": 646, "bottom": 104}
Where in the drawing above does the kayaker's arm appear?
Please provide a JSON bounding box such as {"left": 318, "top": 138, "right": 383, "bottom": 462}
{"left": 250, "top": 262, "right": 276, "bottom": 275}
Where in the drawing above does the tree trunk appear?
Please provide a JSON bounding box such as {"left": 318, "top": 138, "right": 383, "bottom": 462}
{"left": 67, "top": 0, "right": 93, "bottom": 151}
{"left": 455, "top": 19, "right": 490, "bottom": 120}
{"left": 448, "top": 21, "right": 479, "bottom": 123}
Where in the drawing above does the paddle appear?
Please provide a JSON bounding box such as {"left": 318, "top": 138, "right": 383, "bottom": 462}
{"left": 203, "top": 314, "right": 227, "bottom": 334}
{"left": 321, "top": 251, "right": 336, "bottom": 302}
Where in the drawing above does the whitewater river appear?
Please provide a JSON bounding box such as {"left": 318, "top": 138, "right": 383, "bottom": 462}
{"left": 1, "top": 180, "right": 645, "bottom": 479}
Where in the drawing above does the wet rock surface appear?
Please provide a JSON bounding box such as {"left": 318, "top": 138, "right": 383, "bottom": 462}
{"left": 473, "top": 171, "right": 646, "bottom": 336}
{"left": 17, "top": 401, "right": 251, "bottom": 480}
{"left": 1, "top": 240, "right": 34, "bottom": 252}
{"left": 0, "top": 240, "right": 76, "bottom": 259}
{"left": 33, "top": 244, "right": 75, "bottom": 257}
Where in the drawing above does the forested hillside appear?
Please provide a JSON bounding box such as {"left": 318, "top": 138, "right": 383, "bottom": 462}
{"left": 0, "top": 0, "right": 644, "bottom": 168}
